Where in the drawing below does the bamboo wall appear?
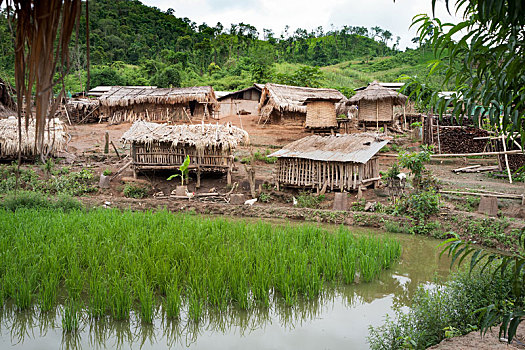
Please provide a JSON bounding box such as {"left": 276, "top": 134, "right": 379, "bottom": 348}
{"left": 358, "top": 99, "right": 393, "bottom": 123}
{"left": 105, "top": 102, "right": 212, "bottom": 124}
{"left": 271, "top": 110, "right": 306, "bottom": 125}
{"left": 305, "top": 101, "right": 337, "bottom": 129}
{"left": 132, "top": 142, "right": 232, "bottom": 172}
{"left": 275, "top": 157, "right": 379, "bottom": 191}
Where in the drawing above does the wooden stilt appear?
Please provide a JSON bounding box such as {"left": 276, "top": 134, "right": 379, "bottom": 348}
{"left": 196, "top": 166, "right": 201, "bottom": 188}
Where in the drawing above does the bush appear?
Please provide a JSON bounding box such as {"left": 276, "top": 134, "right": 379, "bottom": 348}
{"left": 368, "top": 268, "right": 514, "bottom": 350}
{"left": 1, "top": 191, "right": 83, "bottom": 211}
{"left": 396, "top": 190, "right": 440, "bottom": 222}
{"left": 123, "top": 184, "right": 149, "bottom": 199}
{"left": 296, "top": 192, "right": 325, "bottom": 209}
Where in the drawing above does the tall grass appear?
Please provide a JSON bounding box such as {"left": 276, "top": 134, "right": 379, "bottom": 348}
{"left": 0, "top": 208, "right": 401, "bottom": 327}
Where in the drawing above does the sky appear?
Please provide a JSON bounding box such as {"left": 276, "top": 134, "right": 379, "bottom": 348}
{"left": 141, "top": 0, "right": 459, "bottom": 50}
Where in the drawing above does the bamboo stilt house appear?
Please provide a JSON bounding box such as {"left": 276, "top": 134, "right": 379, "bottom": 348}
{"left": 0, "top": 117, "right": 66, "bottom": 158}
{"left": 348, "top": 81, "right": 407, "bottom": 126}
{"left": 99, "top": 86, "right": 219, "bottom": 124}
{"left": 121, "top": 120, "right": 249, "bottom": 182}
{"left": 268, "top": 133, "right": 388, "bottom": 191}
{"left": 258, "top": 83, "right": 345, "bottom": 125}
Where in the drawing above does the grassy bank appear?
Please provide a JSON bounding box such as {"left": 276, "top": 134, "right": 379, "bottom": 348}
{"left": 0, "top": 208, "right": 401, "bottom": 326}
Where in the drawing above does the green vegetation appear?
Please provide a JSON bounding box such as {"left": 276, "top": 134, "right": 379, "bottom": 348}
{"left": 0, "top": 0, "right": 443, "bottom": 94}
{"left": 0, "top": 208, "right": 402, "bottom": 326}
{"left": 123, "top": 183, "right": 149, "bottom": 199}
{"left": 296, "top": 192, "right": 326, "bottom": 209}
{"left": 167, "top": 155, "right": 190, "bottom": 186}
{"left": 368, "top": 267, "right": 514, "bottom": 349}
{"left": 0, "top": 163, "right": 97, "bottom": 196}
{"left": 405, "top": 0, "right": 524, "bottom": 136}
{"left": 1, "top": 191, "right": 83, "bottom": 212}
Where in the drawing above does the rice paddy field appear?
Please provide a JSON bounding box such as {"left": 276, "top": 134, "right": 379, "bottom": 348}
{"left": 0, "top": 208, "right": 450, "bottom": 349}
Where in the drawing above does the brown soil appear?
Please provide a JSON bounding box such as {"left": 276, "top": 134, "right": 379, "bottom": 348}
{"left": 429, "top": 323, "right": 525, "bottom": 350}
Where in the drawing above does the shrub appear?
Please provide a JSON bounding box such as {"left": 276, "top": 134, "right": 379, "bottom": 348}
{"left": 103, "top": 169, "right": 112, "bottom": 176}
{"left": 296, "top": 192, "right": 325, "bottom": 209}
{"left": 259, "top": 192, "right": 273, "bottom": 203}
{"left": 123, "top": 184, "right": 149, "bottom": 199}
{"left": 368, "top": 268, "right": 514, "bottom": 350}
{"left": 396, "top": 190, "right": 440, "bottom": 222}
{"left": 1, "top": 191, "right": 83, "bottom": 211}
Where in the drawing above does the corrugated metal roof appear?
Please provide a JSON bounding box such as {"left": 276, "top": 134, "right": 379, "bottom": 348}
{"left": 268, "top": 133, "right": 389, "bottom": 163}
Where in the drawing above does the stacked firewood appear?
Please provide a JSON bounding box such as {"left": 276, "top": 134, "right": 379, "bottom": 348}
{"left": 63, "top": 99, "right": 101, "bottom": 123}
{"left": 433, "top": 127, "right": 491, "bottom": 154}
{"left": 499, "top": 154, "right": 525, "bottom": 171}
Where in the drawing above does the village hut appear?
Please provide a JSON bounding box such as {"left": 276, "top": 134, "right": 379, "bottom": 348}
{"left": 0, "top": 78, "right": 16, "bottom": 118}
{"left": 258, "top": 83, "right": 345, "bottom": 125}
{"left": 348, "top": 81, "right": 407, "bottom": 127}
{"left": 303, "top": 91, "right": 347, "bottom": 130}
{"left": 99, "top": 86, "right": 219, "bottom": 124}
{"left": 121, "top": 120, "right": 249, "bottom": 184}
{"left": 0, "top": 117, "right": 66, "bottom": 158}
{"left": 218, "top": 84, "right": 263, "bottom": 116}
{"left": 268, "top": 133, "right": 388, "bottom": 191}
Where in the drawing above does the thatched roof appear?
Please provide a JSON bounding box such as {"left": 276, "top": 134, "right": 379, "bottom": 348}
{"left": 121, "top": 120, "right": 249, "bottom": 150}
{"left": 0, "top": 78, "right": 16, "bottom": 118}
{"left": 0, "top": 117, "right": 66, "bottom": 157}
{"left": 99, "top": 86, "right": 219, "bottom": 109}
{"left": 268, "top": 133, "right": 389, "bottom": 163}
{"left": 348, "top": 81, "right": 407, "bottom": 105}
{"left": 259, "top": 83, "right": 345, "bottom": 115}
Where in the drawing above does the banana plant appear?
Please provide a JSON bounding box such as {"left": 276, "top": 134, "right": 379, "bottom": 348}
{"left": 167, "top": 155, "right": 190, "bottom": 186}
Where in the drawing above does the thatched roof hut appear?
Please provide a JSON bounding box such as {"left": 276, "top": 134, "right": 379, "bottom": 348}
{"left": 258, "top": 83, "right": 345, "bottom": 125}
{"left": 121, "top": 120, "right": 248, "bottom": 181}
{"left": 0, "top": 78, "right": 16, "bottom": 118}
{"left": 348, "top": 81, "right": 407, "bottom": 125}
{"left": 218, "top": 84, "right": 263, "bottom": 116}
{"left": 99, "top": 86, "right": 219, "bottom": 124}
{"left": 0, "top": 117, "right": 66, "bottom": 158}
{"left": 269, "top": 133, "right": 388, "bottom": 191}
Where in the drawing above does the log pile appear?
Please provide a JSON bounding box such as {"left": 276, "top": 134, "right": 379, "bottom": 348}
{"left": 499, "top": 154, "right": 525, "bottom": 172}
{"left": 64, "top": 99, "right": 101, "bottom": 123}
{"left": 433, "top": 127, "right": 491, "bottom": 154}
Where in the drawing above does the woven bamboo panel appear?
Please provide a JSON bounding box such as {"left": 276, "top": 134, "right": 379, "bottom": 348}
{"left": 358, "top": 99, "right": 393, "bottom": 122}
{"left": 276, "top": 157, "right": 378, "bottom": 191}
{"left": 132, "top": 142, "right": 232, "bottom": 171}
{"left": 305, "top": 101, "right": 337, "bottom": 128}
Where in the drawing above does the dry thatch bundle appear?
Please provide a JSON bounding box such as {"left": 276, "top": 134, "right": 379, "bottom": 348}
{"left": 121, "top": 120, "right": 249, "bottom": 151}
{"left": 99, "top": 86, "right": 218, "bottom": 108}
{"left": 258, "top": 83, "right": 345, "bottom": 121}
{"left": 3, "top": 0, "right": 81, "bottom": 158}
{"left": 269, "top": 133, "right": 388, "bottom": 163}
{"left": 0, "top": 117, "right": 66, "bottom": 157}
{"left": 349, "top": 81, "right": 407, "bottom": 105}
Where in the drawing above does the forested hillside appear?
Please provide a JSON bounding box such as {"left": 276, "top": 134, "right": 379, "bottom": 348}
{"left": 0, "top": 0, "right": 440, "bottom": 95}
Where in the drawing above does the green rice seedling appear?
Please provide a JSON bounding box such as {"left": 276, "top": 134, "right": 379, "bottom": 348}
{"left": 135, "top": 278, "right": 155, "bottom": 324}
{"left": 164, "top": 282, "right": 181, "bottom": 319}
{"left": 188, "top": 292, "right": 204, "bottom": 323}
{"left": 62, "top": 301, "right": 80, "bottom": 333}
{"left": 109, "top": 276, "right": 132, "bottom": 321}
{"left": 0, "top": 208, "right": 402, "bottom": 321}
{"left": 38, "top": 275, "right": 59, "bottom": 312}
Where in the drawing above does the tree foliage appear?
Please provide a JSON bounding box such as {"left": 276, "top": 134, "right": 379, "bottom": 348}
{"left": 402, "top": 0, "right": 525, "bottom": 139}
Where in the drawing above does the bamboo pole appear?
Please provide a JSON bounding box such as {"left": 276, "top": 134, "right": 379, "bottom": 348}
{"left": 501, "top": 132, "right": 513, "bottom": 184}
{"left": 380, "top": 150, "right": 523, "bottom": 157}
{"left": 440, "top": 190, "right": 522, "bottom": 200}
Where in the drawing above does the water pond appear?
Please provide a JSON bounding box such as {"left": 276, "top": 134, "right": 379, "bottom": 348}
{"left": 0, "top": 222, "right": 451, "bottom": 350}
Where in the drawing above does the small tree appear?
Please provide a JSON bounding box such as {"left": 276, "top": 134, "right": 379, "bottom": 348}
{"left": 167, "top": 156, "right": 190, "bottom": 186}
{"left": 398, "top": 146, "right": 433, "bottom": 190}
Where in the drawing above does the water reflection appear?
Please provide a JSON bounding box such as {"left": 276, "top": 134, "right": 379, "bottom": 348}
{"left": 0, "top": 231, "right": 452, "bottom": 350}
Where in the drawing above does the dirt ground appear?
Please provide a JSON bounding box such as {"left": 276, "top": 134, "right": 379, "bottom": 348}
{"left": 63, "top": 116, "right": 525, "bottom": 217}
{"left": 429, "top": 323, "right": 525, "bottom": 350}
